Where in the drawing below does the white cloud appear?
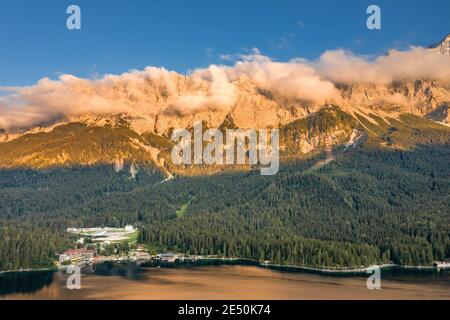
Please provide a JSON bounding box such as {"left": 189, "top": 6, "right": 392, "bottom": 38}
{"left": 313, "top": 47, "right": 450, "bottom": 85}
{"left": 1, "top": 45, "right": 449, "bottom": 130}
{"left": 226, "top": 53, "right": 339, "bottom": 103}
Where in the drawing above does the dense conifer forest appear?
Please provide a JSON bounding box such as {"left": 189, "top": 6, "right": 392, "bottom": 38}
{"left": 0, "top": 144, "right": 448, "bottom": 270}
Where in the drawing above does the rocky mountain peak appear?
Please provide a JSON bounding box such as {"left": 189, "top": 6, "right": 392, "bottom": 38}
{"left": 429, "top": 34, "right": 450, "bottom": 55}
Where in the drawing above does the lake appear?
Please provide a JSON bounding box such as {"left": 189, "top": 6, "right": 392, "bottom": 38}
{"left": 1, "top": 263, "right": 449, "bottom": 300}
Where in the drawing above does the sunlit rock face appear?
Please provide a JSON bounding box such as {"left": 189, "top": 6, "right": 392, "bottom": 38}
{"left": 0, "top": 35, "right": 449, "bottom": 170}
{"left": 429, "top": 34, "right": 450, "bottom": 55}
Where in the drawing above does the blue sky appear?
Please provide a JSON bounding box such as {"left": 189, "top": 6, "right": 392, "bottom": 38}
{"left": 0, "top": 0, "right": 449, "bottom": 86}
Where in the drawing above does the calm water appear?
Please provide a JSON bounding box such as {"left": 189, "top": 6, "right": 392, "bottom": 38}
{"left": 1, "top": 263, "right": 449, "bottom": 300}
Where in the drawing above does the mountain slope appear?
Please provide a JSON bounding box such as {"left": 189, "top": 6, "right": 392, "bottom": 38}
{"left": 0, "top": 104, "right": 449, "bottom": 174}
{"left": 0, "top": 35, "right": 449, "bottom": 173}
{"left": 1, "top": 144, "right": 448, "bottom": 267}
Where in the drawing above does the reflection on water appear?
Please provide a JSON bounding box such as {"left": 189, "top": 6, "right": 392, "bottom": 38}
{"left": 93, "top": 262, "right": 145, "bottom": 281}
{"left": 1, "top": 264, "right": 449, "bottom": 300}
{"left": 0, "top": 270, "right": 54, "bottom": 296}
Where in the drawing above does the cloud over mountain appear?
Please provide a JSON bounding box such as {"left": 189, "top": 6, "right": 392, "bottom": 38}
{"left": 314, "top": 47, "right": 450, "bottom": 85}
{"left": 1, "top": 45, "right": 449, "bottom": 130}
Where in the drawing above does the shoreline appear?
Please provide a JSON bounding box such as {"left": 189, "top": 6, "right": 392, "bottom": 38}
{"left": 1, "top": 257, "right": 447, "bottom": 276}
{"left": 0, "top": 267, "right": 57, "bottom": 275}
{"left": 176, "top": 258, "right": 442, "bottom": 275}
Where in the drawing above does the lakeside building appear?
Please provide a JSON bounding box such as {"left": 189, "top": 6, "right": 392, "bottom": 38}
{"left": 59, "top": 248, "right": 97, "bottom": 264}
{"left": 157, "top": 253, "right": 177, "bottom": 263}
{"left": 67, "top": 226, "right": 137, "bottom": 244}
{"left": 433, "top": 261, "right": 450, "bottom": 269}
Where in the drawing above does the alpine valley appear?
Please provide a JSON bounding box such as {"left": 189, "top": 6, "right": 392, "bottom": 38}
{"left": 0, "top": 35, "right": 449, "bottom": 272}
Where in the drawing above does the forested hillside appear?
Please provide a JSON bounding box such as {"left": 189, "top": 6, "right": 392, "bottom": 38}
{"left": 139, "top": 145, "right": 450, "bottom": 267}
{"left": 1, "top": 143, "right": 449, "bottom": 270}
{"left": 0, "top": 224, "right": 71, "bottom": 271}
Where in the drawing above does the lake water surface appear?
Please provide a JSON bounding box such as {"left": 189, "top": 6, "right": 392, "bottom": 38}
{"left": 1, "top": 264, "right": 449, "bottom": 300}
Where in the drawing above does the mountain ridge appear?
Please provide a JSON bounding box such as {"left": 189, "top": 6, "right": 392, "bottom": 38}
{"left": 1, "top": 36, "right": 449, "bottom": 173}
